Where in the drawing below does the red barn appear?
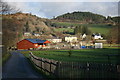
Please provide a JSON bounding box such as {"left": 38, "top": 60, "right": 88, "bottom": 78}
{"left": 17, "top": 39, "right": 50, "bottom": 50}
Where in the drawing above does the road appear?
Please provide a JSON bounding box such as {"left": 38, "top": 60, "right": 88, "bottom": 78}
{"left": 2, "top": 51, "right": 44, "bottom": 79}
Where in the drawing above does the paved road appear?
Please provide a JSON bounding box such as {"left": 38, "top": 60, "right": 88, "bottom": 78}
{"left": 2, "top": 51, "right": 44, "bottom": 79}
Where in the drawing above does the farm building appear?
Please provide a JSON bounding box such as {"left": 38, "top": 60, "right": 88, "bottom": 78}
{"left": 95, "top": 43, "right": 103, "bottom": 48}
{"left": 65, "top": 36, "right": 78, "bottom": 42}
{"left": 23, "top": 32, "right": 32, "bottom": 36}
{"left": 17, "top": 39, "right": 50, "bottom": 50}
{"left": 47, "top": 38, "right": 62, "bottom": 43}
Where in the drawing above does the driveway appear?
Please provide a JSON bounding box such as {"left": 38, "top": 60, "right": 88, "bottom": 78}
{"left": 2, "top": 51, "right": 44, "bottom": 79}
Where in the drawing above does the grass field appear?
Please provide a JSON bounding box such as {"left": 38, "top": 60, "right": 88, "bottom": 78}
{"left": 22, "top": 48, "right": 120, "bottom": 64}
{"left": 21, "top": 48, "right": 119, "bottom": 79}
{"left": 54, "top": 28, "right": 74, "bottom": 33}
{"left": 53, "top": 22, "right": 112, "bottom": 35}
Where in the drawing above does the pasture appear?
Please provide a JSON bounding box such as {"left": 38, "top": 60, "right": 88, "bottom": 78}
{"left": 53, "top": 22, "right": 112, "bottom": 35}
{"left": 21, "top": 48, "right": 120, "bottom": 78}
{"left": 22, "top": 48, "right": 120, "bottom": 64}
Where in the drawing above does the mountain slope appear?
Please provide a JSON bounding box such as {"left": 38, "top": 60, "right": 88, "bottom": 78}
{"left": 54, "top": 11, "right": 106, "bottom": 23}
{"left": 2, "top": 13, "right": 53, "bottom": 48}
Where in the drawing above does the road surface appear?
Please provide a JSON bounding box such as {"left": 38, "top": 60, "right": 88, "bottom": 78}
{"left": 2, "top": 51, "right": 44, "bottom": 79}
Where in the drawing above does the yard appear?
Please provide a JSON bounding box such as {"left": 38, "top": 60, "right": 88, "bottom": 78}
{"left": 22, "top": 48, "right": 120, "bottom": 64}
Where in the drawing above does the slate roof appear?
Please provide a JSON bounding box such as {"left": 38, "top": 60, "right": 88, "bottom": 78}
{"left": 25, "top": 39, "right": 47, "bottom": 43}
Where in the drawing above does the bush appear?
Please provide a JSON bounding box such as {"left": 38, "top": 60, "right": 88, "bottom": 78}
{"left": 68, "top": 50, "right": 72, "bottom": 57}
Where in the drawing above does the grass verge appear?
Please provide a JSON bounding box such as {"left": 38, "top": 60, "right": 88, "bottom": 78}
{"left": 2, "top": 52, "right": 11, "bottom": 65}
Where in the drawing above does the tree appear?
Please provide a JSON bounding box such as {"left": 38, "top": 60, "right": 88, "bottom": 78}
{"left": 35, "top": 27, "right": 40, "bottom": 32}
{"left": 68, "top": 50, "right": 72, "bottom": 57}
{"left": 81, "top": 26, "right": 91, "bottom": 35}
{"left": 0, "top": 0, "right": 21, "bottom": 14}
{"left": 25, "top": 21, "right": 30, "bottom": 32}
{"left": 107, "top": 25, "right": 120, "bottom": 44}
{"left": 74, "top": 26, "right": 91, "bottom": 35}
{"left": 2, "top": 18, "right": 23, "bottom": 56}
{"left": 74, "top": 26, "right": 82, "bottom": 34}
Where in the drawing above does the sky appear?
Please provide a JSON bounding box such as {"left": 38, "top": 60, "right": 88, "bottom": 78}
{"left": 3, "top": 0, "right": 120, "bottom": 19}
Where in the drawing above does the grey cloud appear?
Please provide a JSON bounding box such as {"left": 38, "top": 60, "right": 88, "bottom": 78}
{"left": 7, "top": 2, "right": 118, "bottom": 18}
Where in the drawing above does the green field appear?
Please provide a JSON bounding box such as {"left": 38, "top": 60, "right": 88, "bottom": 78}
{"left": 53, "top": 22, "right": 112, "bottom": 35}
{"left": 54, "top": 28, "right": 74, "bottom": 33}
{"left": 88, "top": 24, "right": 112, "bottom": 35}
{"left": 22, "top": 48, "right": 120, "bottom": 64}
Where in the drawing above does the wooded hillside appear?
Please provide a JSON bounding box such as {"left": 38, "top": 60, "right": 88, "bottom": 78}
{"left": 54, "top": 11, "right": 106, "bottom": 23}
{"left": 2, "top": 13, "right": 53, "bottom": 49}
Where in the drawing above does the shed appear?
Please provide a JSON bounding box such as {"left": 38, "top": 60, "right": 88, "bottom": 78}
{"left": 47, "top": 38, "right": 62, "bottom": 43}
{"left": 17, "top": 39, "right": 50, "bottom": 50}
{"left": 95, "top": 43, "right": 103, "bottom": 48}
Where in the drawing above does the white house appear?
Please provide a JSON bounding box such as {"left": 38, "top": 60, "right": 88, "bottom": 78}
{"left": 94, "top": 35, "right": 103, "bottom": 39}
{"left": 24, "top": 32, "right": 31, "bottom": 36}
{"left": 65, "top": 37, "right": 78, "bottom": 42}
{"left": 92, "top": 33, "right": 103, "bottom": 40}
{"left": 47, "top": 39, "right": 62, "bottom": 43}
{"left": 82, "top": 34, "right": 87, "bottom": 39}
{"left": 33, "top": 33, "right": 40, "bottom": 36}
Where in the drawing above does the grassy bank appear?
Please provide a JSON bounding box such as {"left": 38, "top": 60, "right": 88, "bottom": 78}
{"left": 21, "top": 48, "right": 120, "bottom": 64}
{"left": 2, "top": 52, "right": 11, "bottom": 65}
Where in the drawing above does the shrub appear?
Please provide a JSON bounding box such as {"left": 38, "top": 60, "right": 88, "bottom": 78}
{"left": 68, "top": 50, "right": 72, "bottom": 57}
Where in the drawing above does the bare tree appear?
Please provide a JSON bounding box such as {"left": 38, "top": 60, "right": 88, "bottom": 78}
{"left": 0, "top": 0, "right": 21, "bottom": 14}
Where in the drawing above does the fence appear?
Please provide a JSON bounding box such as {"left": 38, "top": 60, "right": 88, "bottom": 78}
{"left": 29, "top": 52, "right": 119, "bottom": 78}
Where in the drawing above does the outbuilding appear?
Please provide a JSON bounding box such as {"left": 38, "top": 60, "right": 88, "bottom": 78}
{"left": 47, "top": 38, "right": 62, "bottom": 43}
{"left": 95, "top": 43, "right": 103, "bottom": 48}
{"left": 17, "top": 39, "right": 50, "bottom": 50}
{"left": 65, "top": 36, "right": 78, "bottom": 42}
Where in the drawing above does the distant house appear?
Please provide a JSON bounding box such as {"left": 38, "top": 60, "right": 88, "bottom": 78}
{"left": 92, "top": 33, "right": 103, "bottom": 40}
{"left": 24, "top": 32, "right": 32, "bottom": 36}
{"left": 65, "top": 37, "right": 78, "bottom": 42}
{"left": 47, "top": 39, "right": 62, "bottom": 43}
{"left": 82, "top": 34, "right": 87, "bottom": 39}
{"left": 33, "top": 33, "right": 40, "bottom": 36}
{"left": 17, "top": 39, "right": 50, "bottom": 50}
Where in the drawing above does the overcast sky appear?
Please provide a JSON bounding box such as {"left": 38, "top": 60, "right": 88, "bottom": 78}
{"left": 4, "top": 0, "right": 119, "bottom": 19}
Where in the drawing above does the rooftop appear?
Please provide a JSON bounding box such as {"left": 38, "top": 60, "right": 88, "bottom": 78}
{"left": 25, "top": 39, "right": 46, "bottom": 43}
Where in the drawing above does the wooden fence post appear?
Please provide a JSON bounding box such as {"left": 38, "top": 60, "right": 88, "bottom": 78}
{"left": 87, "top": 62, "right": 90, "bottom": 78}
{"left": 50, "top": 61, "right": 51, "bottom": 73}
{"left": 117, "top": 65, "right": 120, "bottom": 73}
{"left": 55, "top": 61, "right": 60, "bottom": 78}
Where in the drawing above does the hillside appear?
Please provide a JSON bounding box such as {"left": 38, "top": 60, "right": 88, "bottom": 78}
{"left": 2, "top": 12, "right": 120, "bottom": 49}
{"left": 54, "top": 11, "right": 106, "bottom": 23}
{"left": 2, "top": 13, "right": 54, "bottom": 48}
{"left": 45, "top": 11, "right": 119, "bottom": 37}
{"left": 112, "top": 16, "right": 120, "bottom": 24}
{"left": 3, "top": 13, "right": 51, "bottom": 33}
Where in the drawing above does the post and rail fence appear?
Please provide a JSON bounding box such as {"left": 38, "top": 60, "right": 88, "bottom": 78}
{"left": 29, "top": 52, "right": 119, "bottom": 78}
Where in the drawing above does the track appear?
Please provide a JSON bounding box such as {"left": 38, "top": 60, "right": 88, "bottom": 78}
{"left": 2, "top": 51, "right": 44, "bottom": 79}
